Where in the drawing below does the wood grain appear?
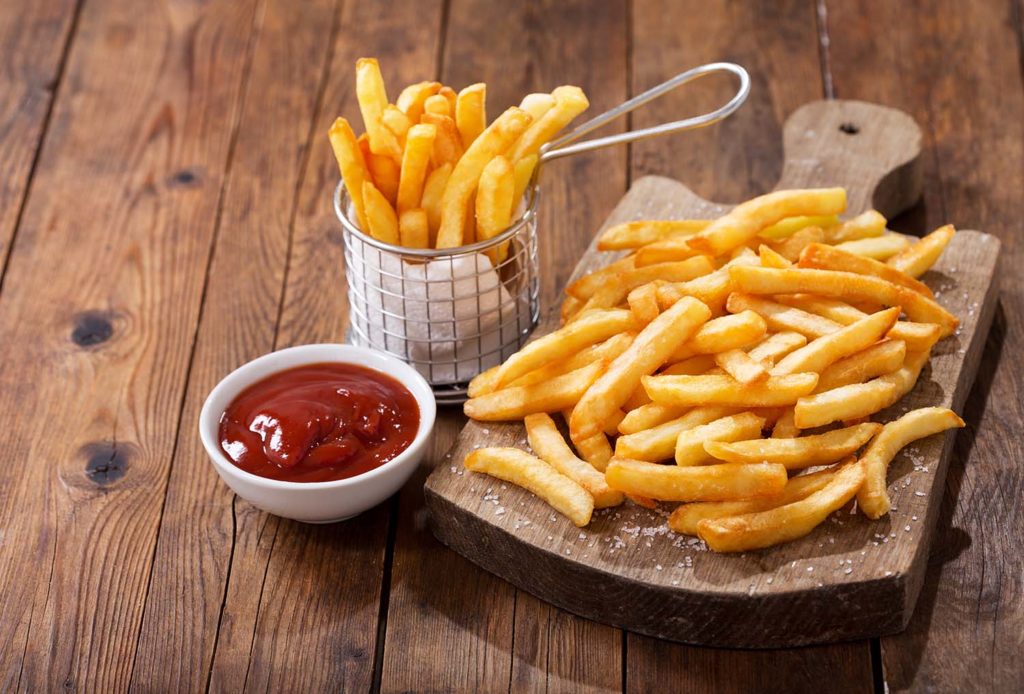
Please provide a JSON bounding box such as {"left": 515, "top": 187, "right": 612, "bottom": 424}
{"left": 0, "top": 0, "right": 262, "bottom": 689}
{"left": 825, "top": 0, "right": 1024, "bottom": 690}
{"left": 379, "top": 1, "right": 629, "bottom": 691}
{"left": 426, "top": 102, "right": 1001, "bottom": 648}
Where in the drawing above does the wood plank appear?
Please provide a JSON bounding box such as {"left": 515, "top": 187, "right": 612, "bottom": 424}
{"left": 825, "top": 0, "right": 1024, "bottom": 690}
{"left": 379, "top": 0, "right": 629, "bottom": 691}
{"left": 427, "top": 163, "right": 999, "bottom": 646}
{"left": 0, "top": 0, "right": 80, "bottom": 283}
{"left": 203, "top": 2, "right": 448, "bottom": 692}
{"left": 0, "top": 0, "right": 262, "bottom": 690}
{"left": 128, "top": 0, "right": 342, "bottom": 690}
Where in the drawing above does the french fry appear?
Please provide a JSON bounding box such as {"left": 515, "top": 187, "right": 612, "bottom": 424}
{"left": 643, "top": 373, "right": 819, "bottom": 408}
{"left": 597, "top": 220, "right": 712, "bottom": 251}
{"left": 567, "top": 255, "right": 636, "bottom": 299}
{"left": 396, "top": 123, "right": 436, "bottom": 214}
{"left": 887, "top": 224, "right": 955, "bottom": 278}
{"left": 437, "top": 107, "right": 533, "bottom": 248}
{"left": 361, "top": 180, "right": 399, "bottom": 244}
{"left": 704, "top": 422, "right": 881, "bottom": 469}
{"left": 771, "top": 408, "right": 799, "bottom": 438}
{"left": 627, "top": 283, "right": 661, "bottom": 324}
{"left": 355, "top": 58, "right": 402, "bottom": 158}
{"left": 456, "top": 83, "right": 487, "bottom": 148}
{"left": 396, "top": 80, "right": 441, "bottom": 122}
{"left": 328, "top": 118, "right": 371, "bottom": 231}
{"left": 798, "top": 242, "right": 934, "bottom": 297}
{"left": 766, "top": 225, "right": 825, "bottom": 262}
{"left": 824, "top": 210, "right": 886, "bottom": 243}
{"left": 856, "top": 407, "right": 965, "bottom": 518}
{"left": 605, "top": 458, "right": 788, "bottom": 502}
{"left": 423, "top": 93, "right": 450, "bottom": 116}
{"left": 758, "top": 214, "right": 839, "bottom": 240}
{"left": 793, "top": 378, "right": 898, "bottom": 429}
{"left": 728, "top": 266, "right": 958, "bottom": 335}
{"left": 519, "top": 92, "right": 556, "bottom": 121}
{"left": 746, "top": 331, "right": 808, "bottom": 364}
{"left": 815, "top": 339, "right": 907, "bottom": 392}
{"left": 525, "top": 414, "right": 623, "bottom": 508}
{"left": 654, "top": 251, "right": 761, "bottom": 312}
{"left": 727, "top": 293, "right": 841, "bottom": 338}
{"left": 509, "top": 85, "right": 589, "bottom": 161}
{"left": 366, "top": 149, "right": 400, "bottom": 205}
{"left": 833, "top": 233, "right": 910, "bottom": 260}
{"left": 463, "top": 361, "right": 606, "bottom": 421}
{"left": 569, "top": 426, "right": 615, "bottom": 472}
{"left": 398, "top": 208, "right": 429, "bottom": 249}
{"left": 758, "top": 244, "right": 793, "bottom": 268}
{"left": 439, "top": 85, "right": 457, "bottom": 113}
{"left": 617, "top": 356, "right": 720, "bottom": 433}
{"left": 770, "top": 307, "right": 900, "bottom": 376}
{"left": 668, "top": 468, "right": 837, "bottom": 535}
{"left": 381, "top": 105, "right": 413, "bottom": 144}
{"left": 512, "top": 153, "right": 538, "bottom": 207}
{"left": 421, "top": 162, "right": 452, "bottom": 241}
{"left": 616, "top": 406, "right": 735, "bottom": 461}
{"left": 492, "top": 308, "right": 635, "bottom": 388}
{"left": 697, "top": 459, "right": 865, "bottom": 552}
{"left": 570, "top": 297, "right": 711, "bottom": 441}
{"left": 560, "top": 293, "right": 584, "bottom": 324}
{"left": 715, "top": 349, "right": 769, "bottom": 384}
{"left": 464, "top": 448, "right": 594, "bottom": 527}
{"left": 674, "top": 412, "right": 766, "bottom": 466}
{"left": 421, "top": 113, "right": 464, "bottom": 168}
{"left": 476, "top": 155, "right": 515, "bottom": 264}
{"left": 670, "top": 310, "right": 767, "bottom": 361}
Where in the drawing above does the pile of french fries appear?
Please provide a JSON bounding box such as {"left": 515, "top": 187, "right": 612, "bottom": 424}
{"left": 463, "top": 187, "right": 965, "bottom": 552}
{"left": 328, "top": 58, "right": 589, "bottom": 258}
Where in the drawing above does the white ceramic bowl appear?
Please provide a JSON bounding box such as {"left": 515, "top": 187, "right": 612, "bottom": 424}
{"left": 199, "top": 344, "right": 436, "bottom": 523}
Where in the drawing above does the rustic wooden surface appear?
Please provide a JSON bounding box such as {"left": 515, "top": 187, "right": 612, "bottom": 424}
{"left": 0, "top": 0, "right": 1019, "bottom": 691}
{"left": 426, "top": 100, "right": 1001, "bottom": 646}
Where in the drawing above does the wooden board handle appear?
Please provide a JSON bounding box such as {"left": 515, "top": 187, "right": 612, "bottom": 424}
{"left": 777, "top": 100, "right": 923, "bottom": 217}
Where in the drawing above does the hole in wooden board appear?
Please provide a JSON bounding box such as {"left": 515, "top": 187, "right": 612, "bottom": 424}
{"left": 71, "top": 311, "right": 115, "bottom": 347}
{"left": 82, "top": 441, "right": 132, "bottom": 485}
{"left": 839, "top": 122, "right": 859, "bottom": 135}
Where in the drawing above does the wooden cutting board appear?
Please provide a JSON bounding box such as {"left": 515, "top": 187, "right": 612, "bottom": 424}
{"left": 423, "top": 100, "right": 1000, "bottom": 648}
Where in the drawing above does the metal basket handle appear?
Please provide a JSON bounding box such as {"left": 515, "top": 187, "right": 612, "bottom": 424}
{"left": 538, "top": 62, "right": 750, "bottom": 163}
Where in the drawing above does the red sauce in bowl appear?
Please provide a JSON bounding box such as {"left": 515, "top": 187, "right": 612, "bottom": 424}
{"left": 218, "top": 362, "right": 420, "bottom": 483}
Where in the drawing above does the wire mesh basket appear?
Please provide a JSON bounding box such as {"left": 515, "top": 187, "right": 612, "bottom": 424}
{"left": 338, "top": 182, "right": 541, "bottom": 404}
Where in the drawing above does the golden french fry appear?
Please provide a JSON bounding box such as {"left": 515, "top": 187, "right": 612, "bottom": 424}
{"left": 697, "top": 459, "right": 865, "bottom": 552}
{"left": 355, "top": 58, "right": 402, "bottom": 158}
{"left": 766, "top": 225, "right": 825, "bottom": 262}
{"left": 464, "top": 360, "right": 606, "bottom": 421}
{"left": 465, "top": 448, "right": 594, "bottom": 527}
{"left": 328, "top": 118, "right": 371, "bottom": 231}
{"left": 475, "top": 155, "right": 515, "bottom": 265}
{"left": 684, "top": 188, "right": 847, "bottom": 257}
{"left": 423, "top": 93, "right": 450, "bottom": 116}
{"left": 747, "top": 331, "right": 808, "bottom": 363}
{"left": 758, "top": 244, "right": 793, "bottom": 268}
{"left": 627, "top": 283, "right": 661, "bottom": 324}
{"left": 615, "top": 406, "right": 735, "bottom": 461}
{"left": 815, "top": 339, "right": 907, "bottom": 392}
{"left": 398, "top": 208, "right": 429, "bottom": 249}
{"left": 396, "top": 80, "right": 441, "bottom": 122}
{"left": 524, "top": 414, "right": 623, "bottom": 508}
{"left": 366, "top": 149, "right": 400, "bottom": 205}
{"left": 570, "top": 297, "right": 710, "bottom": 441}
{"left": 509, "top": 85, "right": 589, "bottom": 161}
{"left": 512, "top": 153, "right": 538, "bottom": 208}
{"left": 669, "top": 468, "right": 837, "bottom": 535}
{"left": 771, "top": 408, "right": 799, "bottom": 438}
{"left": 567, "top": 256, "right": 636, "bottom": 299}
{"left": 675, "top": 412, "right": 765, "bottom": 466}
{"left": 654, "top": 252, "right": 761, "bottom": 312}
{"left": 728, "top": 266, "right": 958, "bottom": 335}
{"left": 617, "top": 356, "right": 718, "bottom": 432}
{"left": 727, "top": 293, "right": 841, "bottom": 339}
{"left": 396, "top": 123, "right": 436, "bottom": 214}
{"left": 670, "top": 310, "right": 767, "bottom": 361}
{"left": 824, "top": 210, "right": 886, "bottom": 243}
{"left": 856, "top": 407, "right": 965, "bottom": 518}
{"left": 560, "top": 293, "right": 584, "bottom": 324}
{"left": 887, "top": 224, "right": 955, "bottom": 278}
{"left": 605, "top": 458, "right": 788, "bottom": 502}
{"left": 644, "top": 372, "right": 819, "bottom": 408}
{"left": 705, "top": 422, "right": 881, "bottom": 469}
{"left": 492, "top": 308, "right": 635, "bottom": 388}
{"left": 833, "top": 233, "right": 910, "bottom": 260}
{"left": 420, "top": 113, "right": 464, "bottom": 168}
{"left": 793, "top": 378, "right": 897, "bottom": 429}
{"left": 758, "top": 215, "right": 839, "bottom": 240}
{"left": 381, "top": 105, "right": 413, "bottom": 144}
{"left": 626, "top": 494, "right": 659, "bottom": 509}
{"left": 439, "top": 85, "right": 457, "bottom": 113}
{"left": 771, "top": 307, "right": 900, "bottom": 376}
{"left": 421, "top": 162, "right": 451, "bottom": 241}
{"left": 568, "top": 425, "right": 615, "bottom": 471}
{"left": 456, "top": 83, "right": 487, "bottom": 148}
{"left": 361, "top": 180, "right": 399, "bottom": 244}
{"left": 436, "top": 107, "right": 533, "bottom": 248}
{"left": 519, "top": 92, "right": 556, "bottom": 121}
{"left": 798, "top": 242, "right": 933, "bottom": 297}
{"left": 597, "top": 220, "right": 712, "bottom": 251}
{"left": 715, "top": 349, "right": 769, "bottom": 384}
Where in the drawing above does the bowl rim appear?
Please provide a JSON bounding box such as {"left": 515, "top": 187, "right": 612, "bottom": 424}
{"left": 198, "top": 343, "right": 436, "bottom": 491}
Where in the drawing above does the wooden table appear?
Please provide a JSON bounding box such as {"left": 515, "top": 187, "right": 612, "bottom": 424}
{"left": 0, "top": 1, "right": 1019, "bottom": 691}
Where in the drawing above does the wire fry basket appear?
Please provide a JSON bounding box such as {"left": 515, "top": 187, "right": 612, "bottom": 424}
{"left": 337, "top": 62, "right": 751, "bottom": 404}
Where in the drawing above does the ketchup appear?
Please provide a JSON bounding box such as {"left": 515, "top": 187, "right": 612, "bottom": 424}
{"left": 219, "top": 362, "right": 419, "bottom": 483}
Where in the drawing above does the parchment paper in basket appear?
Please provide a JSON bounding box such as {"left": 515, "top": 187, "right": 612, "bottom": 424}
{"left": 348, "top": 245, "right": 531, "bottom": 384}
